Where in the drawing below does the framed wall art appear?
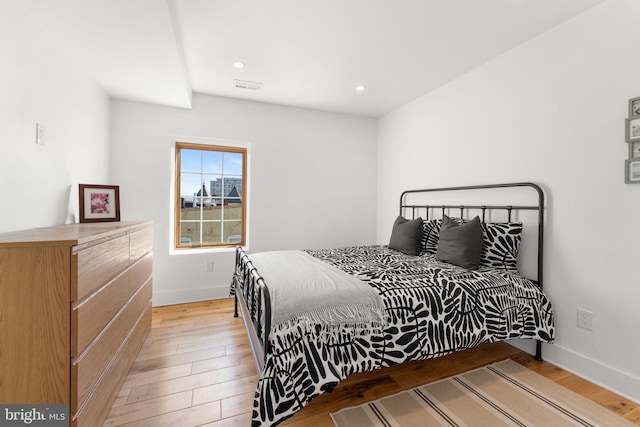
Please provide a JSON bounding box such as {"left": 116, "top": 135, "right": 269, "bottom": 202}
{"left": 625, "top": 159, "right": 640, "bottom": 184}
{"left": 629, "top": 96, "right": 640, "bottom": 116}
{"left": 630, "top": 141, "right": 640, "bottom": 159}
{"left": 624, "top": 97, "right": 640, "bottom": 184}
{"left": 625, "top": 116, "right": 640, "bottom": 142}
{"left": 79, "top": 184, "right": 121, "bottom": 223}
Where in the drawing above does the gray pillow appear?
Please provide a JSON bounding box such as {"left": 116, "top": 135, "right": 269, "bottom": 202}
{"left": 388, "top": 216, "right": 423, "bottom": 256}
{"left": 436, "top": 215, "right": 483, "bottom": 269}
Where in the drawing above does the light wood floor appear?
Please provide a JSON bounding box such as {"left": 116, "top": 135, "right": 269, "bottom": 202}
{"left": 104, "top": 299, "right": 640, "bottom": 426}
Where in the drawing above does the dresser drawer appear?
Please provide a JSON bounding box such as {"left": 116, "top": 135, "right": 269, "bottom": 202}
{"left": 129, "top": 252, "right": 152, "bottom": 297}
{"left": 72, "top": 303, "right": 152, "bottom": 427}
{"left": 72, "top": 234, "right": 129, "bottom": 301}
{"left": 128, "top": 303, "right": 152, "bottom": 360}
{"left": 129, "top": 226, "right": 153, "bottom": 264}
{"left": 71, "top": 340, "right": 129, "bottom": 427}
{"left": 128, "top": 278, "right": 153, "bottom": 327}
{"left": 71, "top": 278, "right": 153, "bottom": 411}
{"left": 72, "top": 316, "right": 128, "bottom": 411}
{"left": 71, "top": 270, "right": 130, "bottom": 357}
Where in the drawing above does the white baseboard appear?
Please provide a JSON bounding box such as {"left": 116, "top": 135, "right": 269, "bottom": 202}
{"left": 153, "top": 286, "right": 231, "bottom": 307}
{"left": 510, "top": 339, "right": 640, "bottom": 404}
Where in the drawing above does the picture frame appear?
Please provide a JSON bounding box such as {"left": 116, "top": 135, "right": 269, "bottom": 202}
{"left": 629, "top": 96, "right": 640, "bottom": 117}
{"left": 625, "top": 115, "right": 640, "bottom": 142}
{"left": 625, "top": 159, "right": 640, "bottom": 184}
{"left": 79, "top": 184, "right": 121, "bottom": 223}
{"left": 630, "top": 141, "right": 640, "bottom": 159}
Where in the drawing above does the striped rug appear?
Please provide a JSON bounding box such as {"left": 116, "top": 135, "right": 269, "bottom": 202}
{"left": 331, "top": 359, "right": 635, "bottom": 427}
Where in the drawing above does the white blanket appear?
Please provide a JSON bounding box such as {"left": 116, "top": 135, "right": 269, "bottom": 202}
{"left": 249, "top": 250, "right": 386, "bottom": 333}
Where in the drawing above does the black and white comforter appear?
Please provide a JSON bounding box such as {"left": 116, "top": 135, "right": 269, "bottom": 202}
{"left": 239, "top": 245, "right": 555, "bottom": 426}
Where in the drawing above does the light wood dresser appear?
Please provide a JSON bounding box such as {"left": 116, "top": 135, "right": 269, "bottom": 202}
{"left": 0, "top": 221, "right": 153, "bottom": 427}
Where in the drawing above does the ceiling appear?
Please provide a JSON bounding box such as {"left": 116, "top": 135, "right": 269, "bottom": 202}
{"left": 19, "top": 0, "right": 605, "bottom": 117}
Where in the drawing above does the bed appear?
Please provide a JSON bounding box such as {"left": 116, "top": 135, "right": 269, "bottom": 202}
{"left": 230, "top": 183, "right": 555, "bottom": 427}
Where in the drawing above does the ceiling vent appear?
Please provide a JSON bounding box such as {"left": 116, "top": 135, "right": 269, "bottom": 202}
{"left": 234, "top": 79, "right": 262, "bottom": 91}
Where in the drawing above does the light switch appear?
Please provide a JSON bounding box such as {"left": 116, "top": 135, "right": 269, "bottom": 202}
{"left": 36, "top": 123, "right": 45, "bottom": 145}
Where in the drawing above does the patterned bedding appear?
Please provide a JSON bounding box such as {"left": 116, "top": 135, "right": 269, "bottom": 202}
{"left": 236, "top": 245, "right": 555, "bottom": 427}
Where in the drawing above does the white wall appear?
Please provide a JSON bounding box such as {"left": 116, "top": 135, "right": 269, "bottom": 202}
{"left": 378, "top": 0, "right": 640, "bottom": 402}
{"left": 0, "top": 1, "right": 110, "bottom": 233}
{"left": 110, "top": 94, "right": 377, "bottom": 306}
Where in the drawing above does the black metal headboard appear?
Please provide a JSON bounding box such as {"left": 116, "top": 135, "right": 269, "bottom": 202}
{"left": 399, "top": 182, "right": 545, "bottom": 360}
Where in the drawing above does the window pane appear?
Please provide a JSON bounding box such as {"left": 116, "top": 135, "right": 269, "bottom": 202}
{"left": 208, "top": 176, "right": 223, "bottom": 199}
{"left": 179, "top": 221, "right": 200, "bottom": 246}
{"left": 224, "top": 152, "right": 243, "bottom": 175}
{"left": 203, "top": 151, "right": 223, "bottom": 174}
{"left": 224, "top": 177, "right": 243, "bottom": 205}
{"left": 179, "top": 204, "right": 199, "bottom": 222}
{"left": 223, "top": 220, "right": 243, "bottom": 243}
{"left": 202, "top": 206, "right": 220, "bottom": 221}
{"left": 222, "top": 205, "right": 242, "bottom": 221}
{"left": 203, "top": 174, "right": 220, "bottom": 200}
{"left": 202, "top": 221, "right": 222, "bottom": 245}
{"left": 181, "top": 149, "right": 201, "bottom": 173}
{"left": 180, "top": 174, "right": 202, "bottom": 200}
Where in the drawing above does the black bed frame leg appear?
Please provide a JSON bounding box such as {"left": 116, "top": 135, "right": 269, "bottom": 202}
{"left": 233, "top": 292, "right": 239, "bottom": 318}
{"left": 534, "top": 340, "right": 543, "bottom": 361}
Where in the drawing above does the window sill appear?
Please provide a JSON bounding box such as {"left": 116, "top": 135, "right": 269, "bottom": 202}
{"left": 169, "top": 246, "right": 245, "bottom": 256}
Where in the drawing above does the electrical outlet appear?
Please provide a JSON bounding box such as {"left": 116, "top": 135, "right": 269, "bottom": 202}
{"left": 577, "top": 308, "right": 594, "bottom": 331}
{"left": 205, "top": 260, "right": 215, "bottom": 273}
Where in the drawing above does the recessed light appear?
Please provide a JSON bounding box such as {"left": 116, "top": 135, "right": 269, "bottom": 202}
{"left": 233, "top": 61, "right": 245, "bottom": 69}
{"left": 355, "top": 85, "right": 366, "bottom": 92}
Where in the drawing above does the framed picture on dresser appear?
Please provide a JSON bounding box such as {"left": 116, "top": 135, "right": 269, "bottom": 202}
{"left": 79, "top": 184, "right": 121, "bottom": 223}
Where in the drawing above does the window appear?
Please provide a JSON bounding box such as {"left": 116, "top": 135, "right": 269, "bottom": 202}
{"left": 174, "top": 142, "right": 247, "bottom": 249}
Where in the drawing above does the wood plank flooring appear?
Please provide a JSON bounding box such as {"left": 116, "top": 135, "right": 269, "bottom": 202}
{"left": 104, "top": 299, "right": 640, "bottom": 426}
